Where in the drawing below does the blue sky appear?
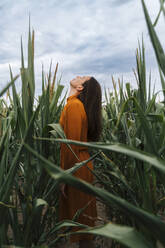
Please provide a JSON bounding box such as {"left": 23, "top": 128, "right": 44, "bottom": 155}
{"left": 0, "top": 0, "right": 164, "bottom": 96}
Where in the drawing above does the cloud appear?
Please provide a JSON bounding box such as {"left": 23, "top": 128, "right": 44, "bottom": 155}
{"left": 111, "top": 0, "right": 134, "bottom": 7}
{"left": 0, "top": 0, "right": 164, "bottom": 96}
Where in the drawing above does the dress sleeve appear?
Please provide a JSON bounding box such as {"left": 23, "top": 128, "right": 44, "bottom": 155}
{"left": 60, "top": 101, "right": 84, "bottom": 170}
{"left": 65, "top": 102, "right": 83, "bottom": 141}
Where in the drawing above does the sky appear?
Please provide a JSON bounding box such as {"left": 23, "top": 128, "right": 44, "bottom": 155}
{"left": 0, "top": 0, "right": 164, "bottom": 97}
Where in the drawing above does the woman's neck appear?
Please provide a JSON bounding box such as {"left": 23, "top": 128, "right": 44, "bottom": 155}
{"left": 68, "top": 87, "right": 78, "bottom": 97}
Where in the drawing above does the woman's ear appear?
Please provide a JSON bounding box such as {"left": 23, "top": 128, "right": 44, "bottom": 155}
{"left": 76, "top": 85, "right": 84, "bottom": 92}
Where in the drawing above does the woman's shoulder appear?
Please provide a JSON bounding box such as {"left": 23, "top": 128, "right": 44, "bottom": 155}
{"left": 66, "top": 97, "right": 85, "bottom": 114}
{"left": 67, "top": 97, "right": 83, "bottom": 107}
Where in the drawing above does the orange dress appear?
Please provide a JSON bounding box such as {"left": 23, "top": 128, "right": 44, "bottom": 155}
{"left": 59, "top": 93, "right": 97, "bottom": 242}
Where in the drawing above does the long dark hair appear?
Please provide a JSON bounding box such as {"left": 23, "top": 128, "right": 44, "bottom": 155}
{"left": 77, "top": 77, "right": 102, "bottom": 141}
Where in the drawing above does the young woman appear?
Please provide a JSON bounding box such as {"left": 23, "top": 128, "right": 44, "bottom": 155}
{"left": 59, "top": 76, "right": 102, "bottom": 248}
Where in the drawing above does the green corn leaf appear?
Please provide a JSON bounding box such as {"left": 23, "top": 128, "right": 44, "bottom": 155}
{"left": 66, "top": 152, "right": 100, "bottom": 175}
{"left": 0, "top": 102, "right": 41, "bottom": 204}
{"left": 0, "top": 75, "right": 19, "bottom": 97}
{"left": 131, "top": 97, "right": 157, "bottom": 155}
{"left": 24, "top": 143, "right": 165, "bottom": 244}
{"left": 159, "top": 67, "right": 165, "bottom": 101}
{"left": 72, "top": 222, "right": 154, "bottom": 248}
{"left": 51, "top": 138, "right": 165, "bottom": 173}
{"left": 48, "top": 123, "right": 79, "bottom": 160}
{"left": 141, "top": 0, "right": 165, "bottom": 77}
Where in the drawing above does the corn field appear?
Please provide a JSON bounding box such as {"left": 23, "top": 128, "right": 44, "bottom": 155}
{"left": 0, "top": 0, "right": 165, "bottom": 247}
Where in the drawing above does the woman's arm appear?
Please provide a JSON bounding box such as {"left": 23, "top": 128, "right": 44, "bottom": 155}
{"left": 61, "top": 101, "right": 85, "bottom": 170}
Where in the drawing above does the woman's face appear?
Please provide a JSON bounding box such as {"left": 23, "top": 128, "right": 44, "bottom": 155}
{"left": 70, "top": 76, "right": 91, "bottom": 90}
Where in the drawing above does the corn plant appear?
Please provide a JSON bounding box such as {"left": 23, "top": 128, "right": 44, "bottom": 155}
{"left": 0, "top": 24, "right": 66, "bottom": 247}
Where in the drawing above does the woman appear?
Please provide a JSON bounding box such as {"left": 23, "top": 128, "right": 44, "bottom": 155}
{"left": 59, "top": 76, "right": 102, "bottom": 248}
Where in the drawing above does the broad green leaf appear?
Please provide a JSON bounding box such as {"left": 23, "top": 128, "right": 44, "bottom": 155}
{"left": 48, "top": 123, "right": 79, "bottom": 160}
{"left": 40, "top": 137, "right": 165, "bottom": 174}
{"left": 141, "top": 0, "right": 165, "bottom": 76}
{"left": 66, "top": 152, "right": 100, "bottom": 175}
{"left": 49, "top": 123, "right": 66, "bottom": 139}
{"left": 73, "top": 222, "right": 154, "bottom": 248}
{"left": 24, "top": 143, "right": 165, "bottom": 245}
{"left": 0, "top": 75, "right": 19, "bottom": 97}
{"left": 48, "top": 220, "right": 87, "bottom": 234}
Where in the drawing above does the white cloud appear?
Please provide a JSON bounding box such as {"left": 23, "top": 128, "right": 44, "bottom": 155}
{"left": 0, "top": 0, "right": 164, "bottom": 97}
